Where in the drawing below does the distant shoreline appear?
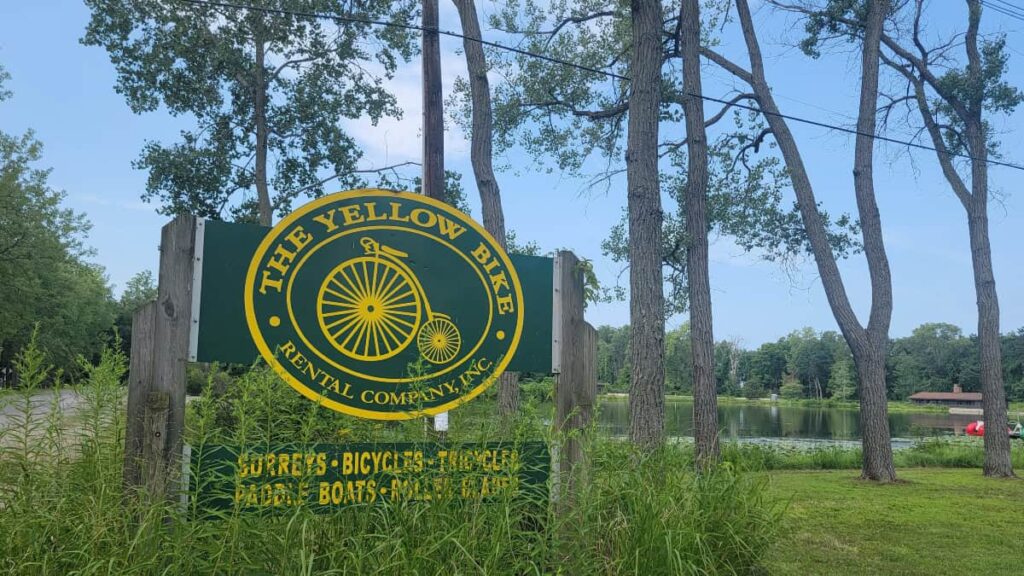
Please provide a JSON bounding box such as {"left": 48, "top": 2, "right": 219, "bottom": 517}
{"left": 596, "top": 393, "right": 1024, "bottom": 416}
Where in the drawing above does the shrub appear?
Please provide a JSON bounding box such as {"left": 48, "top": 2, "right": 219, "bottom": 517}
{"left": 1, "top": 352, "right": 783, "bottom": 575}
{"left": 779, "top": 378, "right": 804, "bottom": 400}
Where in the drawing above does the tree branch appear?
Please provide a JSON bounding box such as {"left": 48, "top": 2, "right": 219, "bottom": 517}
{"left": 282, "top": 161, "right": 423, "bottom": 198}
{"left": 880, "top": 51, "right": 972, "bottom": 209}
{"left": 659, "top": 93, "right": 759, "bottom": 157}
{"left": 523, "top": 97, "right": 628, "bottom": 120}
{"left": 700, "top": 47, "right": 753, "bottom": 85}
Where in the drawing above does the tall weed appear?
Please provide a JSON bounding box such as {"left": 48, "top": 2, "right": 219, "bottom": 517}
{"left": 2, "top": 358, "right": 781, "bottom": 575}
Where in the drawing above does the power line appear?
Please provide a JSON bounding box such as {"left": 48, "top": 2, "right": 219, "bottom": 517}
{"left": 982, "top": 0, "right": 1024, "bottom": 24}
{"left": 178, "top": 0, "right": 1024, "bottom": 172}
{"left": 985, "top": 0, "right": 1024, "bottom": 20}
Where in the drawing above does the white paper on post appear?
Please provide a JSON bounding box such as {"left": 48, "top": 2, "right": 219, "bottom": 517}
{"left": 434, "top": 411, "right": 449, "bottom": 432}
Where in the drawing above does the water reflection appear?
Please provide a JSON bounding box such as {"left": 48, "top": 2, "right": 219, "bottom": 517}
{"left": 597, "top": 398, "right": 979, "bottom": 440}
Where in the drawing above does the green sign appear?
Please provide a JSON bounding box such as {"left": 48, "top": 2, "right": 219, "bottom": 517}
{"left": 191, "top": 442, "right": 549, "bottom": 513}
{"left": 189, "top": 203, "right": 555, "bottom": 385}
{"left": 243, "top": 189, "right": 524, "bottom": 419}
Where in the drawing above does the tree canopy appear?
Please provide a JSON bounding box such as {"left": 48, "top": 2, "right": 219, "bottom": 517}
{"left": 82, "top": 0, "right": 420, "bottom": 223}
{"left": 0, "top": 67, "right": 116, "bottom": 372}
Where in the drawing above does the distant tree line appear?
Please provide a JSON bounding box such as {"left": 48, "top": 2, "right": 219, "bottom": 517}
{"left": 597, "top": 323, "right": 1024, "bottom": 403}
{"left": 0, "top": 65, "right": 156, "bottom": 381}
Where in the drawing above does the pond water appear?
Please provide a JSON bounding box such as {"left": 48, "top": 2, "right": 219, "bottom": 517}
{"left": 596, "top": 398, "right": 981, "bottom": 444}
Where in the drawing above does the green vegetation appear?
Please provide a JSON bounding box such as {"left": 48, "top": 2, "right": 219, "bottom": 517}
{"left": 767, "top": 469, "right": 1024, "bottom": 575}
{"left": 1, "top": 347, "right": 780, "bottom": 575}
{"left": 0, "top": 67, "right": 116, "bottom": 373}
{"left": 597, "top": 322, "right": 1024, "bottom": 402}
{"left": 718, "top": 439, "right": 1024, "bottom": 471}
{"left": 5, "top": 339, "right": 1024, "bottom": 574}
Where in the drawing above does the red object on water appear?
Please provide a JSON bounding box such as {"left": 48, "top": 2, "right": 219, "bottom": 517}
{"left": 966, "top": 421, "right": 985, "bottom": 436}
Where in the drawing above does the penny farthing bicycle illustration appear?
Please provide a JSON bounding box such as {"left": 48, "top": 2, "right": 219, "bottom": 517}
{"left": 316, "top": 237, "right": 461, "bottom": 365}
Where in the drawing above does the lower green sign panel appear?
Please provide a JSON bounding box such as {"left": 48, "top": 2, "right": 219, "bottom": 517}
{"left": 191, "top": 441, "right": 549, "bottom": 513}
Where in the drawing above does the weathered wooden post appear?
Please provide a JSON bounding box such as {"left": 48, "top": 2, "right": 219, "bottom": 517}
{"left": 123, "top": 301, "right": 156, "bottom": 496}
{"left": 421, "top": 0, "right": 444, "bottom": 200}
{"left": 553, "top": 251, "right": 596, "bottom": 501}
{"left": 123, "top": 215, "right": 195, "bottom": 504}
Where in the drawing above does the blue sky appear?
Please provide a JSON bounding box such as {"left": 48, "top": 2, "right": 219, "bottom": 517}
{"left": 1, "top": 0, "right": 1022, "bottom": 348}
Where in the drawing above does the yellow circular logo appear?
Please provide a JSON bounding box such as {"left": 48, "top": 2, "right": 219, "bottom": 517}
{"left": 244, "top": 189, "right": 523, "bottom": 420}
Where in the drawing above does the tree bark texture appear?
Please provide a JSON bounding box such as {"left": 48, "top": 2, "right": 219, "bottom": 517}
{"left": 964, "top": 0, "right": 1013, "bottom": 477}
{"left": 679, "top": 0, "right": 718, "bottom": 467}
{"left": 254, "top": 30, "right": 272, "bottom": 226}
{"left": 453, "top": 0, "right": 506, "bottom": 244}
{"left": 123, "top": 301, "right": 156, "bottom": 498}
{"left": 626, "top": 0, "right": 665, "bottom": 449}
{"left": 453, "top": 0, "right": 519, "bottom": 418}
{"left": 147, "top": 215, "right": 195, "bottom": 502}
{"left": 888, "top": 0, "right": 1013, "bottom": 476}
{"left": 969, "top": 195, "right": 1012, "bottom": 476}
{"left": 422, "top": 0, "right": 445, "bottom": 201}
{"left": 850, "top": 0, "right": 896, "bottom": 482}
{"left": 733, "top": 0, "right": 896, "bottom": 480}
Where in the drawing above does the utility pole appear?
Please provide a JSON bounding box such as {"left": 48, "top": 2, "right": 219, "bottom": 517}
{"left": 422, "top": 0, "right": 446, "bottom": 435}
{"left": 422, "top": 0, "right": 445, "bottom": 200}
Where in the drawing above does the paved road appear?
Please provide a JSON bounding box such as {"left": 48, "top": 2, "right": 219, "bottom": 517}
{"left": 0, "top": 389, "right": 88, "bottom": 430}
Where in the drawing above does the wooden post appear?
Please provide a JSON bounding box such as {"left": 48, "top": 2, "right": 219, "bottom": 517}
{"left": 422, "top": 1, "right": 446, "bottom": 431}
{"left": 123, "top": 301, "right": 157, "bottom": 496}
{"left": 554, "top": 251, "right": 592, "bottom": 500}
{"left": 422, "top": 0, "right": 445, "bottom": 201}
{"left": 141, "top": 215, "right": 196, "bottom": 503}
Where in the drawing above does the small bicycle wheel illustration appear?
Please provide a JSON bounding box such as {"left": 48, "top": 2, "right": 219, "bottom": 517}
{"left": 317, "top": 256, "right": 423, "bottom": 361}
{"left": 417, "top": 317, "right": 462, "bottom": 365}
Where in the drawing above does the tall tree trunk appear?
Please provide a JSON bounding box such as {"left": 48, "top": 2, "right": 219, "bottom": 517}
{"left": 890, "top": 0, "right": 1013, "bottom": 476}
{"left": 452, "top": 0, "right": 520, "bottom": 417}
{"left": 964, "top": 0, "right": 1014, "bottom": 477}
{"left": 732, "top": 0, "right": 896, "bottom": 480}
{"left": 626, "top": 0, "right": 665, "bottom": 449}
{"left": 679, "top": 0, "right": 718, "bottom": 467}
{"left": 853, "top": 342, "right": 895, "bottom": 480}
{"left": 969, "top": 200, "right": 1012, "bottom": 476}
{"left": 851, "top": 0, "right": 896, "bottom": 482}
{"left": 254, "top": 32, "right": 271, "bottom": 226}
{"left": 422, "top": 0, "right": 445, "bottom": 200}
{"left": 453, "top": 0, "right": 506, "bottom": 243}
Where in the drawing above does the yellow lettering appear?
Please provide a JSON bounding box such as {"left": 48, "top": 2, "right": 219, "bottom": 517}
{"left": 489, "top": 271, "right": 510, "bottom": 294}
{"left": 497, "top": 294, "right": 515, "bottom": 314}
{"left": 276, "top": 341, "right": 298, "bottom": 360}
{"left": 389, "top": 202, "right": 410, "bottom": 222}
{"left": 410, "top": 208, "right": 437, "bottom": 229}
{"left": 259, "top": 270, "right": 283, "bottom": 294}
{"left": 266, "top": 244, "right": 296, "bottom": 276}
{"left": 340, "top": 204, "right": 365, "bottom": 226}
{"left": 284, "top": 226, "right": 313, "bottom": 251}
{"left": 436, "top": 215, "right": 466, "bottom": 240}
{"left": 312, "top": 209, "right": 339, "bottom": 232}
{"left": 290, "top": 350, "right": 308, "bottom": 371}
{"left": 471, "top": 243, "right": 492, "bottom": 264}
{"left": 364, "top": 202, "right": 388, "bottom": 221}
{"left": 303, "top": 359, "right": 320, "bottom": 382}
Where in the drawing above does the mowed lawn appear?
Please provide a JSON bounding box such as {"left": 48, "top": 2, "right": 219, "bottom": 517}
{"left": 767, "top": 469, "right": 1024, "bottom": 575}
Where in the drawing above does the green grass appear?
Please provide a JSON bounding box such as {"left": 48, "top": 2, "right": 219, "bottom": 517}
{"left": 718, "top": 438, "right": 1024, "bottom": 471}
{"left": 5, "top": 338, "right": 1022, "bottom": 574}
{"left": 767, "top": 468, "right": 1024, "bottom": 575}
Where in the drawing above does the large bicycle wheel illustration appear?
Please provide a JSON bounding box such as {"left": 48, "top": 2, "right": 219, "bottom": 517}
{"left": 317, "top": 237, "right": 462, "bottom": 364}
